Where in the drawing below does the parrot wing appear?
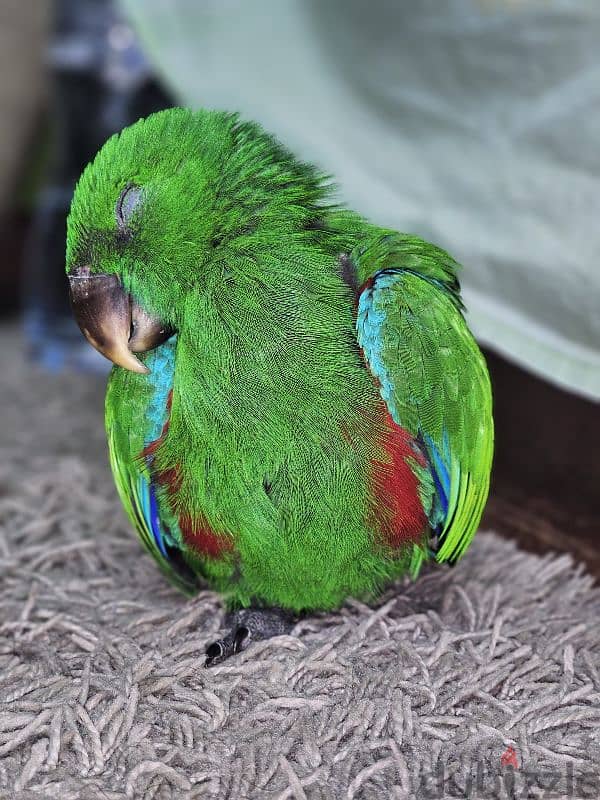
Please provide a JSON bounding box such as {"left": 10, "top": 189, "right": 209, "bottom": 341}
{"left": 106, "top": 403, "right": 198, "bottom": 596}
{"left": 352, "top": 233, "right": 494, "bottom": 563}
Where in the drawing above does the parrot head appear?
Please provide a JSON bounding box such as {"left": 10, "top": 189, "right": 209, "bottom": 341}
{"left": 66, "top": 108, "right": 238, "bottom": 374}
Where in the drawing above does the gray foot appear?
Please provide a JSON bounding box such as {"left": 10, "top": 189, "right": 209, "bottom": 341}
{"left": 205, "top": 607, "right": 296, "bottom": 666}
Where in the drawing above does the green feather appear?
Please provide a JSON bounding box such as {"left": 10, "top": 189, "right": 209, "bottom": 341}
{"left": 66, "top": 108, "right": 493, "bottom": 611}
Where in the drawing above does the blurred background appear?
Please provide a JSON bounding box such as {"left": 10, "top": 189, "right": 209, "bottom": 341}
{"left": 0, "top": 1, "right": 598, "bottom": 568}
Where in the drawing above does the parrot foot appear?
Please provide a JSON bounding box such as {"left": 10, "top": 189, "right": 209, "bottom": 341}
{"left": 204, "top": 606, "right": 296, "bottom": 666}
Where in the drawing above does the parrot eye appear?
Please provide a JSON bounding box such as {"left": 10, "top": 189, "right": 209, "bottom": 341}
{"left": 116, "top": 184, "right": 143, "bottom": 228}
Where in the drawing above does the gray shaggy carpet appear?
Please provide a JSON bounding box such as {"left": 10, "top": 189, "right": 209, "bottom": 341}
{"left": 1, "top": 324, "right": 599, "bottom": 800}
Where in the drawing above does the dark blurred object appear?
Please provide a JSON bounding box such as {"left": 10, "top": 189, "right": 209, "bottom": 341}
{"left": 23, "top": 0, "right": 173, "bottom": 370}
{"left": 482, "top": 348, "right": 600, "bottom": 576}
{"left": 0, "top": 1, "right": 49, "bottom": 315}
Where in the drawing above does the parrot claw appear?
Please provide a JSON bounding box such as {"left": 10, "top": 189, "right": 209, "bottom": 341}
{"left": 204, "top": 607, "right": 296, "bottom": 666}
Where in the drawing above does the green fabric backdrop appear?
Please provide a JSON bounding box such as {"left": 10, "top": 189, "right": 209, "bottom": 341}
{"left": 119, "top": 0, "right": 600, "bottom": 401}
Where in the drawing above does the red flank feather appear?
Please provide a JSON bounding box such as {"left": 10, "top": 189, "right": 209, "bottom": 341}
{"left": 179, "top": 514, "right": 234, "bottom": 559}
{"left": 371, "top": 407, "right": 428, "bottom": 548}
{"left": 140, "top": 389, "right": 232, "bottom": 560}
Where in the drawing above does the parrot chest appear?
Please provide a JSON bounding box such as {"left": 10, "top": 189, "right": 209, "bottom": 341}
{"left": 106, "top": 299, "right": 430, "bottom": 610}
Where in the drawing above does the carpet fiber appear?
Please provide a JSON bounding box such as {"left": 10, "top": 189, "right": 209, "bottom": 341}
{"left": 1, "top": 325, "right": 599, "bottom": 799}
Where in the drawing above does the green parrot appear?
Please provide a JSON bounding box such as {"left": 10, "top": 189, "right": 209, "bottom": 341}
{"left": 66, "top": 108, "right": 493, "bottom": 664}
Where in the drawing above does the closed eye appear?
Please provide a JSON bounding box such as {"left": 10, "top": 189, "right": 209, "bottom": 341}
{"left": 116, "top": 184, "right": 143, "bottom": 228}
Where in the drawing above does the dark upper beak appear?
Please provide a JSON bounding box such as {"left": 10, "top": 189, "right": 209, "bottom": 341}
{"left": 68, "top": 267, "right": 173, "bottom": 374}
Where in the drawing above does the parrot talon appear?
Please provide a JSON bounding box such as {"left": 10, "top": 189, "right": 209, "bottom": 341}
{"left": 204, "top": 607, "right": 296, "bottom": 666}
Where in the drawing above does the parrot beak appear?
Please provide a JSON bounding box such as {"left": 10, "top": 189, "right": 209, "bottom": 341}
{"left": 68, "top": 267, "right": 173, "bottom": 374}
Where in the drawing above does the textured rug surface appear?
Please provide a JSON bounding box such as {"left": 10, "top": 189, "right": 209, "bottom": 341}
{"left": 1, "top": 324, "right": 600, "bottom": 800}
